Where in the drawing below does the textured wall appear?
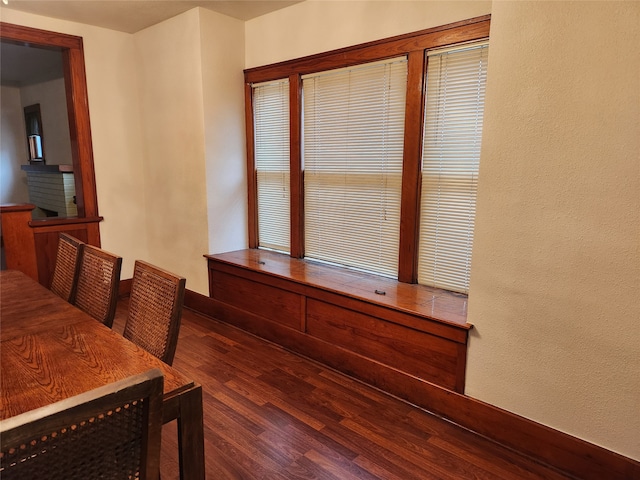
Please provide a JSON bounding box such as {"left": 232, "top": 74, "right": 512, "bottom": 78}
{"left": 467, "top": 1, "right": 640, "bottom": 460}
{"left": 0, "top": 85, "right": 29, "bottom": 204}
{"left": 199, "top": 8, "right": 248, "bottom": 258}
{"left": 245, "top": 0, "right": 491, "bottom": 67}
{"left": 133, "top": 9, "right": 211, "bottom": 293}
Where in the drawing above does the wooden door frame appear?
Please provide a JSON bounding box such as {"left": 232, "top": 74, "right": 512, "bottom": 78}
{"left": 1, "top": 22, "right": 99, "bottom": 219}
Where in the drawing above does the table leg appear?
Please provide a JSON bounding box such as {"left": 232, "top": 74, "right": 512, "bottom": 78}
{"left": 177, "top": 384, "right": 205, "bottom": 480}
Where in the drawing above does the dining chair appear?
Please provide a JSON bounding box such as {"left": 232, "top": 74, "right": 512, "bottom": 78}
{"left": 72, "top": 245, "right": 122, "bottom": 328}
{"left": 49, "top": 233, "right": 85, "bottom": 302}
{"left": 0, "top": 369, "right": 164, "bottom": 480}
{"left": 123, "top": 260, "right": 186, "bottom": 366}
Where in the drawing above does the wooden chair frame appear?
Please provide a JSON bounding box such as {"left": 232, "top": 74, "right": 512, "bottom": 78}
{"left": 0, "top": 369, "right": 164, "bottom": 480}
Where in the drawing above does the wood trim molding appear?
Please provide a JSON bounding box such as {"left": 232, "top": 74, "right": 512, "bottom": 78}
{"left": 398, "top": 49, "right": 426, "bottom": 283}
{"left": 244, "top": 15, "right": 491, "bottom": 84}
{"left": 244, "top": 82, "right": 258, "bottom": 248}
{"left": 1, "top": 22, "right": 100, "bottom": 228}
{"left": 289, "top": 73, "right": 303, "bottom": 258}
{"left": 28, "top": 216, "right": 103, "bottom": 229}
{"left": 184, "top": 288, "right": 640, "bottom": 480}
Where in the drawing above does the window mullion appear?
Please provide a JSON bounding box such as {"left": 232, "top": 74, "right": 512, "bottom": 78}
{"left": 398, "top": 49, "right": 427, "bottom": 283}
{"left": 289, "top": 74, "right": 304, "bottom": 258}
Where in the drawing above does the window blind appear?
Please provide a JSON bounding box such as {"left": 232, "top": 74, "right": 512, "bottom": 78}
{"left": 418, "top": 42, "right": 489, "bottom": 293}
{"left": 253, "top": 79, "right": 290, "bottom": 253}
{"left": 303, "top": 57, "right": 407, "bottom": 277}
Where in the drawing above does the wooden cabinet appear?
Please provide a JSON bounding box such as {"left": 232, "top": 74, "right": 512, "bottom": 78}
{"left": 206, "top": 249, "right": 472, "bottom": 403}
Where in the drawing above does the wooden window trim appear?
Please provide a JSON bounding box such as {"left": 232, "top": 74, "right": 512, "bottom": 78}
{"left": 244, "top": 15, "right": 490, "bottom": 283}
{"left": 289, "top": 73, "right": 304, "bottom": 258}
{"left": 1, "top": 22, "right": 99, "bottom": 219}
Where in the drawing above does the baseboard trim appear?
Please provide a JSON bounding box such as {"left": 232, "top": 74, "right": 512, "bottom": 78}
{"left": 118, "top": 277, "right": 132, "bottom": 296}
{"left": 183, "top": 289, "right": 639, "bottom": 480}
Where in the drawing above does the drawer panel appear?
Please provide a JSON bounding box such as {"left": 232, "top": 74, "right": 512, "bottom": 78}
{"left": 211, "top": 270, "right": 301, "bottom": 330}
{"left": 307, "top": 298, "right": 459, "bottom": 389}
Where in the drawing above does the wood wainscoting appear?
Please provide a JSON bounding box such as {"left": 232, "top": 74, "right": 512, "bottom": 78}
{"left": 187, "top": 248, "right": 640, "bottom": 480}
{"left": 30, "top": 216, "right": 102, "bottom": 287}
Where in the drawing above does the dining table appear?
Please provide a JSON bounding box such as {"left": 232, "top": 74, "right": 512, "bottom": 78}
{"left": 0, "top": 269, "right": 205, "bottom": 479}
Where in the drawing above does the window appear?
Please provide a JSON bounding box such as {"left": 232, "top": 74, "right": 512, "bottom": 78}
{"left": 303, "top": 58, "right": 407, "bottom": 277}
{"left": 253, "top": 79, "right": 290, "bottom": 253}
{"left": 419, "top": 42, "right": 489, "bottom": 293}
{"left": 244, "top": 16, "right": 490, "bottom": 294}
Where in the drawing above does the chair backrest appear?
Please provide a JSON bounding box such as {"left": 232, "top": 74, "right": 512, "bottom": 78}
{"left": 72, "top": 245, "right": 122, "bottom": 328}
{"left": 123, "top": 260, "right": 186, "bottom": 365}
{"left": 0, "top": 369, "right": 163, "bottom": 480}
{"left": 50, "top": 233, "right": 85, "bottom": 302}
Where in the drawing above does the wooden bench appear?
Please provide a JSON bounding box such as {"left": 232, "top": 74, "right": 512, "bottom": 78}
{"left": 206, "top": 249, "right": 472, "bottom": 400}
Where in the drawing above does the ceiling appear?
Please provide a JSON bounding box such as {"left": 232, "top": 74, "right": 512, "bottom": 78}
{"left": 1, "top": 43, "right": 64, "bottom": 87}
{"left": 0, "top": 0, "right": 303, "bottom": 34}
{"left": 0, "top": 0, "right": 303, "bottom": 87}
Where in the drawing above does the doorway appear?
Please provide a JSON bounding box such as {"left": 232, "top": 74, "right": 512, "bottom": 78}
{"left": 0, "top": 22, "right": 102, "bottom": 285}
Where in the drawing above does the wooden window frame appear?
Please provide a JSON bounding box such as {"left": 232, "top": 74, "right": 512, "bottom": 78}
{"left": 244, "top": 15, "right": 490, "bottom": 283}
{"left": 1, "top": 22, "right": 99, "bottom": 220}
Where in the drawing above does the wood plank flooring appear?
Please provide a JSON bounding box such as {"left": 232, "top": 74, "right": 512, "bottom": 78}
{"left": 113, "top": 299, "right": 573, "bottom": 480}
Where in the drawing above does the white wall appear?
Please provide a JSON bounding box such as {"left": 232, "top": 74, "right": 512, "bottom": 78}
{"left": 245, "top": 0, "right": 640, "bottom": 461}
{"left": 467, "top": 0, "right": 640, "bottom": 461}
{"left": 133, "top": 9, "right": 209, "bottom": 291}
{"left": 133, "top": 8, "right": 234, "bottom": 295}
{"left": 0, "top": 85, "right": 29, "bottom": 203}
{"left": 199, "top": 9, "right": 248, "bottom": 256}
{"left": 20, "top": 78, "right": 72, "bottom": 165}
{"left": 246, "top": 0, "right": 491, "bottom": 67}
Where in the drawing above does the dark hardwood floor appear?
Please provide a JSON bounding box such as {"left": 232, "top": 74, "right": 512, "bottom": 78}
{"left": 113, "top": 299, "right": 572, "bottom": 480}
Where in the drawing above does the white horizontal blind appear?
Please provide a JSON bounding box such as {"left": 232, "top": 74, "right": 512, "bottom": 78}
{"left": 418, "top": 42, "right": 489, "bottom": 293}
{"left": 303, "top": 57, "right": 407, "bottom": 277}
{"left": 253, "top": 79, "right": 290, "bottom": 253}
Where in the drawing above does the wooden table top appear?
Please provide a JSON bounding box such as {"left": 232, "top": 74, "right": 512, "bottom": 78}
{"left": 0, "top": 269, "right": 194, "bottom": 419}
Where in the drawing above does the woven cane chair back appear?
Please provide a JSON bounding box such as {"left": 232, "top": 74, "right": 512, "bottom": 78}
{"left": 123, "top": 261, "right": 186, "bottom": 366}
{"left": 72, "top": 245, "right": 122, "bottom": 328}
{"left": 50, "top": 233, "right": 85, "bottom": 302}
